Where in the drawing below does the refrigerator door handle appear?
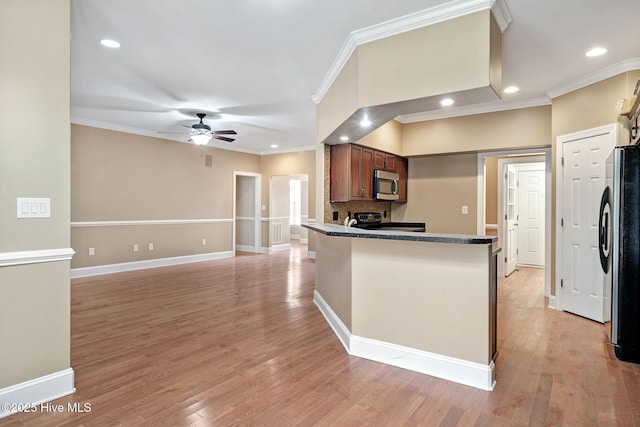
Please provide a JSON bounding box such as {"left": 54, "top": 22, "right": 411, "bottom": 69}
{"left": 598, "top": 186, "right": 611, "bottom": 274}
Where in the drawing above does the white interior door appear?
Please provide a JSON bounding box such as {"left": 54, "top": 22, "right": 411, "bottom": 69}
{"left": 561, "top": 133, "right": 613, "bottom": 322}
{"left": 517, "top": 169, "right": 545, "bottom": 266}
{"left": 505, "top": 164, "right": 518, "bottom": 276}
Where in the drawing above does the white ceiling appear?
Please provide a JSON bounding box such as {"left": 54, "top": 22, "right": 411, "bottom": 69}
{"left": 71, "top": 0, "right": 640, "bottom": 154}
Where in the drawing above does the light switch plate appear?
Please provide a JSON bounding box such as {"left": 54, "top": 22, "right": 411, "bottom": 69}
{"left": 17, "top": 198, "right": 50, "bottom": 218}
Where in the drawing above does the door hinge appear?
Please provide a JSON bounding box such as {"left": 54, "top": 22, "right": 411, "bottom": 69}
{"left": 505, "top": 214, "right": 508, "bottom": 220}
{"left": 517, "top": 249, "right": 519, "bottom": 255}
{"left": 561, "top": 218, "right": 564, "bottom": 227}
{"left": 561, "top": 279, "right": 564, "bottom": 288}
{"left": 505, "top": 257, "right": 507, "bottom": 263}
{"left": 561, "top": 157, "right": 564, "bottom": 166}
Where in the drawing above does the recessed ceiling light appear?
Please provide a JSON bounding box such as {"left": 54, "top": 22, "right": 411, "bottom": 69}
{"left": 440, "top": 98, "right": 454, "bottom": 107}
{"left": 504, "top": 86, "right": 519, "bottom": 94}
{"left": 100, "top": 39, "right": 121, "bottom": 48}
{"left": 339, "top": 136, "right": 349, "bottom": 142}
{"left": 360, "top": 118, "right": 372, "bottom": 127}
{"left": 270, "top": 144, "right": 278, "bottom": 148}
{"left": 585, "top": 47, "right": 607, "bottom": 57}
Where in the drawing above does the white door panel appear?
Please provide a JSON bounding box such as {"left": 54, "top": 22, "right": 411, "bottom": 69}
{"left": 517, "top": 170, "right": 545, "bottom": 266}
{"left": 561, "top": 133, "right": 613, "bottom": 322}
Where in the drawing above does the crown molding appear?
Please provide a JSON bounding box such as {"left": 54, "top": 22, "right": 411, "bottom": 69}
{"left": 312, "top": 0, "right": 510, "bottom": 105}
{"left": 491, "top": 0, "right": 512, "bottom": 32}
{"left": 259, "top": 145, "right": 317, "bottom": 155}
{"left": 395, "top": 97, "right": 551, "bottom": 123}
{"left": 547, "top": 58, "right": 640, "bottom": 99}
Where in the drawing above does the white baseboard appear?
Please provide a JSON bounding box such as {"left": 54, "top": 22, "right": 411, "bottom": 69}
{"left": 0, "top": 368, "right": 75, "bottom": 419}
{"left": 235, "top": 245, "right": 259, "bottom": 253}
{"left": 306, "top": 251, "right": 316, "bottom": 259}
{"left": 260, "top": 243, "right": 292, "bottom": 254}
{"left": 71, "top": 251, "right": 235, "bottom": 278}
{"left": 350, "top": 337, "right": 495, "bottom": 391}
{"left": 548, "top": 295, "right": 558, "bottom": 310}
{"left": 313, "top": 290, "right": 495, "bottom": 391}
{"left": 313, "top": 290, "right": 350, "bottom": 352}
{"left": 300, "top": 238, "right": 308, "bottom": 244}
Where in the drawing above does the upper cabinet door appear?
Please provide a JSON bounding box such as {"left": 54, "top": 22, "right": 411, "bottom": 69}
{"left": 374, "top": 151, "right": 396, "bottom": 171}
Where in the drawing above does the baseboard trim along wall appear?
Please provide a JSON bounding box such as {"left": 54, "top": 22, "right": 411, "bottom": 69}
{"left": 71, "top": 251, "right": 234, "bottom": 278}
{"left": 0, "top": 368, "right": 75, "bottom": 419}
{"left": 235, "top": 245, "right": 260, "bottom": 253}
{"left": 260, "top": 243, "right": 292, "bottom": 254}
{"left": 313, "top": 291, "right": 350, "bottom": 352}
{"left": 0, "top": 248, "right": 75, "bottom": 267}
{"left": 306, "top": 251, "right": 316, "bottom": 259}
{"left": 313, "top": 290, "right": 495, "bottom": 391}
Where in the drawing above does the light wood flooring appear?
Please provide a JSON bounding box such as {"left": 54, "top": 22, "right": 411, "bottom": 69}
{"left": 6, "top": 244, "right": 640, "bottom": 426}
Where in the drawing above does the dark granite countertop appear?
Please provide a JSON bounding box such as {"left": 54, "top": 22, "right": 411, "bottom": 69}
{"left": 303, "top": 223, "right": 498, "bottom": 245}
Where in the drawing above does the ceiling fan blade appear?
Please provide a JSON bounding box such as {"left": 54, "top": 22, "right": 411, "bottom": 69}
{"left": 214, "top": 135, "right": 235, "bottom": 143}
{"left": 181, "top": 124, "right": 193, "bottom": 129}
{"left": 212, "top": 130, "right": 237, "bottom": 135}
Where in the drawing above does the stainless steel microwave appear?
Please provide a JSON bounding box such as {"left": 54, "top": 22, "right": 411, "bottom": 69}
{"left": 373, "top": 170, "right": 399, "bottom": 201}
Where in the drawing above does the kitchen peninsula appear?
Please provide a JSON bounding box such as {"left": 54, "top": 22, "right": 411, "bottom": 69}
{"left": 303, "top": 223, "right": 499, "bottom": 391}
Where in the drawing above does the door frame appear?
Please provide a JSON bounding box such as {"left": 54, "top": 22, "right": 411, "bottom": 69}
{"left": 498, "top": 157, "right": 546, "bottom": 277}
{"left": 555, "top": 123, "right": 617, "bottom": 313}
{"left": 233, "top": 171, "right": 262, "bottom": 254}
{"left": 477, "top": 148, "right": 551, "bottom": 297}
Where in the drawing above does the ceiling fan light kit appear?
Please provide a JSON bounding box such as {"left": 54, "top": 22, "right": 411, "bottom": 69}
{"left": 160, "top": 113, "right": 238, "bottom": 146}
{"left": 190, "top": 133, "right": 212, "bottom": 145}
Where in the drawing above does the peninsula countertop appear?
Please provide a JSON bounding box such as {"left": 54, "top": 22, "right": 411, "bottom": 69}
{"left": 303, "top": 222, "right": 498, "bottom": 245}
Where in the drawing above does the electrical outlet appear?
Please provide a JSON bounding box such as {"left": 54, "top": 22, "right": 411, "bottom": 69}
{"left": 201, "top": 238, "right": 207, "bottom": 246}
{"left": 148, "top": 243, "right": 154, "bottom": 251}
{"left": 332, "top": 212, "right": 338, "bottom": 221}
{"left": 133, "top": 244, "right": 139, "bottom": 252}
{"left": 462, "top": 205, "right": 469, "bottom": 215}
{"left": 88, "top": 247, "right": 95, "bottom": 256}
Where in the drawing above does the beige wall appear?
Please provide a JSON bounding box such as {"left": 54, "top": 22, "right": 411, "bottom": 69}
{"left": 357, "top": 11, "right": 494, "bottom": 108}
{"left": 0, "top": 0, "right": 71, "bottom": 388}
{"left": 551, "top": 71, "right": 639, "bottom": 143}
{"left": 548, "top": 70, "right": 640, "bottom": 295}
{"left": 351, "top": 239, "right": 491, "bottom": 365}
{"left": 71, "top": 125, "right": 261, "bottom": 268}
{"left": 392, "top": 153, "right": 478, "bottom": 234}
{"left": 317, "top": 10, "right": 500, "bottom": 143}
{"left": 356, "top": 119, "right": 403, "bottom": 155}
{"left": 259, "top": 150, "right": 316, "bottom": 249}
{"left": 259, "top": 150, "right": 316, "bottom": 218}
{"left": 314, "top": 234, "right": 352, "bottom": 329}
{"left": 71, "top": 126, "right": 317, "bottom": 266}
{"left": 402, "top": 105, "right": 552, "bottom": 156}
{"left": 485, "top": 156, "right": 498, "bottom": 226}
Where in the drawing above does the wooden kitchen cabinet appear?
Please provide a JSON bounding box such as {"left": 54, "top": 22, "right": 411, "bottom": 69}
{"left": 330, "top": 144, "right": 374, "bottom": 202}
{"left": 394, "top": 156, "right": 408, "bottom": 203}
{"left": 373, "top": 150, "right": 396, "bottom": 171}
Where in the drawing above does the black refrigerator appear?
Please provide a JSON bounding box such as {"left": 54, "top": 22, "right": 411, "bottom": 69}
{"left": 599, "top": 144, "right": 640, "bottom": 363}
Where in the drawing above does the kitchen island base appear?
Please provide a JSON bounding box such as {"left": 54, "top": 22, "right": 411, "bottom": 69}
{"left": 305, "top": 224, "right": 499, "bottom": 391}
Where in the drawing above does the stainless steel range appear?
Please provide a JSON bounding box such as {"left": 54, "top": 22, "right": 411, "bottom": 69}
{"left": 352, "top": 212, "right": 426, "bottom": 232}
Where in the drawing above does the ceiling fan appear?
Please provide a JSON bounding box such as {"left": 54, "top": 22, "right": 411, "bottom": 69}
{"left": 161, "top": 113, "right": 237, "bottom": 145}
